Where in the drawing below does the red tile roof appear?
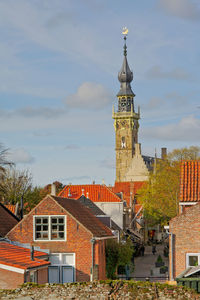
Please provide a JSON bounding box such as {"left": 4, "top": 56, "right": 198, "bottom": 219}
{"left": 59, "top": 184, "right": 121, "bottom": 203}
{"left": 111, "top": 181, "right": 146, "bottom": 206}
{"left": 0, "top": 242, "right": 50, "bottom": 270}
{"left": 52, "top": 196, "right": 114, "bottom": 238}
{"left": 0, "top": 203, "right": 19, "bottom": 237}
{"left": 5, "top": 204, "right": 16, "bottom": 215}
{"left": 180, "top": 161, "right": 200, "bottom": 202}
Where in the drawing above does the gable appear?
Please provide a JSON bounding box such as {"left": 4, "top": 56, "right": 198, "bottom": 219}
{"left": 123, "top": 145, "right": 149, "bottom": 182}
{"left": 7, "top": 196, "right": 70, "bottom": 244}
{"left": 170, "top": 202, "right": 200, "bottom": 228}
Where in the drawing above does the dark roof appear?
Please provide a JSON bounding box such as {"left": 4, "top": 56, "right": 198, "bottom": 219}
{"left": 0, "top": 203, "right": 19, "bottom": 237}
{"left": 142, "top": 155, "right": 155, "bottom": 171}
{"left": 52, "top": 196, "right": 113, "bottom": 238}
{"left": 78, "top": 195, "right": 121, "bottom": 231}
{"left": 0, "top": 242, "right": 50, "bottom": 270}
{"left": 78, "top": 195, "right": 106, "bottom": 215}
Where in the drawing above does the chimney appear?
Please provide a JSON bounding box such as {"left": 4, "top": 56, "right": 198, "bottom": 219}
{"left": 51, "top": 183, "right": 56, "bottom": 196}
{"left": 92, "top": 180, "right": 95, "bottom": 184}
{"left": 161, "top": 147, "right": 167, "bottom": 160}
{"left": 31, "top": 246, "right": 34, "bottom": 261}
{"left": 68, "top": 188, "right": 72, "bottom": 197}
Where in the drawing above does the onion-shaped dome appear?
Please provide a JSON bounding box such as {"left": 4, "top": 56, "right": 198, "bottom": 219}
{"left": 117, "top": 39, "right": 134, "bottom": 97}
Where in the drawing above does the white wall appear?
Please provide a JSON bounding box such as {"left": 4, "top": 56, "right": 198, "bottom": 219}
{"left": 94, "top": 202, "right": 123, "bottom": 229}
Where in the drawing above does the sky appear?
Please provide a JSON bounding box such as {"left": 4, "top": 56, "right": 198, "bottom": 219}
{"left": 0, "top": 0, "right": 200, "bottom": 187}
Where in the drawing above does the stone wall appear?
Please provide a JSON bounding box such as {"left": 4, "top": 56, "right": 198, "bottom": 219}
{"left": 0, "top": 281, "right": 199, "bottom": 299}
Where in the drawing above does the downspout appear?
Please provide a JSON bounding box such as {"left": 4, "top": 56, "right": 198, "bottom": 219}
{"left": 90, "top": 238, "right": 96, "bottom": 281}
{"left": 164, "top": 225, "right": 174, "bottom": 281}
{"left": 169, "top": 232, "right": 174, "bottom": 281}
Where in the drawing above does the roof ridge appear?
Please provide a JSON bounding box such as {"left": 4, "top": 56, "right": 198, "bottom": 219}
{"left": 0, "top": 202, "right": 19, "bottom": 221}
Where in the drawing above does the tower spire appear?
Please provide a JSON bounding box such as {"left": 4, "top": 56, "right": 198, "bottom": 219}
{"left": 123, "top": 35, "right": 127, "bottom": 57}
{"left": 117, "top": 27, "right": 135, "bottom": 108}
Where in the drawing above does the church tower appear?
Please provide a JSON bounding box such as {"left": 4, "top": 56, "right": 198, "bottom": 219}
{"left": 113, "top": 31, "right": 140, "bottom": 182}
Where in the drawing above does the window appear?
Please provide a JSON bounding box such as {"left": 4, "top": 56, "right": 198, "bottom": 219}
{"left": 51, "top": 217, "right": 65, "bottom": 240}
{"left": 186, "top": 253, "right": 200, "bottom": 267}
{"left": 30, "top": 270, "right": 38, "bottom": 283}
{"left": 49, "top": 253, "right": 75, "bottom": 283}
{"left": 34, "top": 216, "right": 66, "bottom": 241}
{"left": 121, "top": 137, "right": 126, "bottom": 148}
{"left": 35, "top": 217, "right": 49, "bottom": 240}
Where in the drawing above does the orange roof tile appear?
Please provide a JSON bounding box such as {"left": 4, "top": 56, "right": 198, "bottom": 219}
{"left": 111, "top": 181, "right": 146, "bottom": 206}
{"left": 5, "top": 204, "right": 16, "bottom": 215}
{"left": 59, "top": 184, "right": 121, "bottom": 203}
{"left": 0, "top": 242, "right": 50, "bottom": 270}
{"left": 179, "top": 161, "right": 200, "bottom": 202}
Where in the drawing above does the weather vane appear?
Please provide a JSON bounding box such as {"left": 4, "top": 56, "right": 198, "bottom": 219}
{"left": 122, "top": 27, "right": 128, "bottom": 37}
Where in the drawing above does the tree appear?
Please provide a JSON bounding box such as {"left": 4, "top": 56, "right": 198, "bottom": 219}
{"left": 105, "top": 238, "right": 134, "bottom": 279}
{"left": 0, "top": 167, "right": 32, "bottom": 204}
{"left": 0, "top": 144, "right": 14, "bottom": 174}
{"left": 137, "top": 146, "right": 200, "bottom": 226}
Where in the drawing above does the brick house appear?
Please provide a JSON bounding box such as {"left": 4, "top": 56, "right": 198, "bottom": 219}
{"left": 169, "top": 161, "right": 200, "bottom": 281}
{"left": 7, "top": 195, "right": 114, "bottom": 283}
{"left": 0, "top": 241, "right": 50, "bottom": 289}
{"left": 0, "top": 202, "right": 19, "bottom": 237}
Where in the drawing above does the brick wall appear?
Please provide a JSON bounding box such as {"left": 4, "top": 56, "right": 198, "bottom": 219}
{"left": 7, "top": 196, "right": 107, "bottom": 282}
{"left": 26, "top": 268, "right": 48, "bottom": 284}
{"left": 0, "top": 268, "right": 24, "bottom": 289}
{"left": 169, "top": 202, "right": 200, "bottom": 278}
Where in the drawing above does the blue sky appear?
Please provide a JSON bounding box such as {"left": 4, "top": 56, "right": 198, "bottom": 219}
{"left": 0, "top": 0, "right": 200, "bottom": 186}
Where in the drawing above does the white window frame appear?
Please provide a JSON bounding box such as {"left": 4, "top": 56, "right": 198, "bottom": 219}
{"left": 49, "top": 253, "right": 76, "bottom": 283}
{"left": 33, "top": 215, "right": 67, "bottom": 242}
{"left": 186, "top": 253, "right": 200, "bottom": 268}
{"left": 30, "top": 270, "right": 38, "bottom": 283}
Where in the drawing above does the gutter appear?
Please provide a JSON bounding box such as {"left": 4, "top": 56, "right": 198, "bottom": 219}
{"left": 94, "top": 235, "right": 117, "bottom": 240}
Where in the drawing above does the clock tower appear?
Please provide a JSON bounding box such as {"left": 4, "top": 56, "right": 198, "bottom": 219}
{"left": 113, "top": 33, "right": 140, "bottom": 182}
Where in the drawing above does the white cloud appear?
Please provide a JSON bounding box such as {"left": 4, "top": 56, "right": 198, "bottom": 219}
{"left": 8, "top": 148, "right": 34, "bottom": 164}
{"left": 146, "top": 65, "right": 192, "bottom": 80}
{"left": 142, "top": 115, "right": 200, "bottom": 142}
{"left": 65, "top": 82, "right": 112, "bottom": 110}
{"left": 158, "top": 0, "right": 200, "bottom": 20}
